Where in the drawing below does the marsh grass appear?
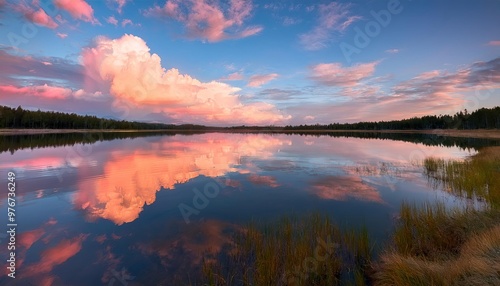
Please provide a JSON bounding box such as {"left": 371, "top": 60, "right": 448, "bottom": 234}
{"left": 203, "top": 147, "right": 500, "bottom": 285}
{"left": 375, "top": 147, "right": 500, "bottom": 285}
{"left": 374, "top": 203, "right": 500, "bottom": 285}
{"left": 202, "top": 214, "right": 373, "bottom": 286}
{"left": 423, "top": 147, "right": 500, "bottom": 208}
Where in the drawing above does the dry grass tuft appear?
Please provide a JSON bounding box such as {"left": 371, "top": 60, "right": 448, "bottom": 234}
{"left": 374, "top": 204, "right": 500, "bottom": 286}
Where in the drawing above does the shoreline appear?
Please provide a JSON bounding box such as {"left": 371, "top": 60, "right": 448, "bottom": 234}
{"left": 0, "top": 128, "right": 500, "bottom": 139}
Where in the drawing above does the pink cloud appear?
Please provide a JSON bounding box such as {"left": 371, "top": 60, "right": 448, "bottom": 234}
{"left": 248, "top": 174, "right": 280, "bottom": 187}
{"left": 106, "top": 16, "right": 118, "bottom": 26}
{"left": 0, "top": 84, "right": 72, "bottom": 99}
{"left": 300, "top": 2, "right": 360, "bottom": 50}
{"left": 18, "top": 229, "right": 45, "bottom": 250}
{"left": 290, "top": 58, "right": 500, "bottom": 124}
{"left": 56, "top": 32, "right": 68, "bottom": 38}
{"left": 220, "top": 72, "right": 244, "bottom": 81}
{"left": 121, "top": 18, "right": 135, "bottom": 27}
{"left": 487, "top": 40, "right": 500, "bottom": 46}
{"left": 310, "top": 61, "right": 379, "bottom": 87}
{"left": 312, "top": 175, "right": 383, "bottom": 203}
{"left": 54, "top": 0, "right": 99, "bottom": 24}
{"left": 113, "top": 0, "right": 128, "bottom": 13}
{"left": 247, "top": 73, "right": 279, "bottom": 87}
{"left": 12, "top": 3, "right": 58, "bottom": 29}
{"left": 24, "top": 235, "right": 87, "bottom": 275}
{"left": 0, "top": 84, "right": 105, "bottom": 101}
{"left": 73, "top": 133, "right": 286, "bottom": 224}
{"left": 144, "top": 0, "right": 263, "bottom": 42}
{"left": 81, "top": 34, "right": 289, "bottom": 125}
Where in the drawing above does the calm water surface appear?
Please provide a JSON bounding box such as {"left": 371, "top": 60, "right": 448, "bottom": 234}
{"left": 0, "top": 133, "right": 489, "bottom": 285}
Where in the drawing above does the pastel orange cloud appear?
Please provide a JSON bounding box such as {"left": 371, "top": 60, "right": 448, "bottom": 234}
{"left": 82, "top": 34, "right": 289, "bottom": 125}
{"left": 74, "top": 134, "right": 288, "bottom": 225}
{"left": 54, "top": 0, "right": 99, "bottom": 24}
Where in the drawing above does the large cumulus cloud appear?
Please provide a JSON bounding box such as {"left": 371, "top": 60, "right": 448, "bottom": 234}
{"left": 82, "top": 34, "right": 289, "bottom": 125}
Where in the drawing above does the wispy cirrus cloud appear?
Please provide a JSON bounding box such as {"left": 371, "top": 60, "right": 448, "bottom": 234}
{"left": 247, "top": 73, "right": 279, "bottom": 87}
{"left": 54, "top": 0, "right": 99, "bottom": 25}
{"left": 56, "top": 32, "right": 68, "bottom": 39}
{"left": 310, "top": 61, "right": 379, "bottom": 87}
{"left": 144, "top": 0, "right": 262, "bottom": 42}
{"left": 300, "top": 2, "right": 361, "bottom": 50}
{"left": 487, "top": 40, "right": 500, "bottom": 46}
{"left": 393, "top": 57, "right": 500, "bottom": 99}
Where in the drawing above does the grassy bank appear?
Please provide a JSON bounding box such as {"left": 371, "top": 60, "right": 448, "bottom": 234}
{"left": 375, "top": 147, "right": 500, "bottom": 285}
{"left": 200, "top": 147, "right": 500, "bottom": 285}
{"left": 375, "top": 203, "right": 500, "bottom": 285}
{"left": 423, "top": 147, "right": 500, "bottom": 208}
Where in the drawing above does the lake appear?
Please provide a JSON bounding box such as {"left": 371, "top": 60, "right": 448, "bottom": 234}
{"left": 0, "top": 132, "right": 498, "bottom": 285}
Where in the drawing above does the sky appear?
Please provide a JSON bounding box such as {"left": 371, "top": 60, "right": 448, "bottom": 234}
{"left": 0, "top": 0, "right": 499, "bottom": 126}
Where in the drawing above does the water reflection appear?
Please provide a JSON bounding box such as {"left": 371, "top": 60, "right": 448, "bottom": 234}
{"left": 0, "top": 132, "right": 485, "bottom": 285}
{"left": 311, "top": 175, "right": 383, "bottom": 203}
{"left": 73, "top": 134, "right": 288, "bottom": 225}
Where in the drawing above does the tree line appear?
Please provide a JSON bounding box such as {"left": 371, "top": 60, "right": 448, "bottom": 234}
{"left": 283, "top": 107, "right": 500, "bottom": 130}
{"left": 0, "top": 105, "right": 206, "bottom": 130}
{"left": 1, "top": 105, "right": 499, "bottom": 131}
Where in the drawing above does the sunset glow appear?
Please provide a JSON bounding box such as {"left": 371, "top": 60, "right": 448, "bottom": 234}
{"left": 0, "top": 0, "right": 498, "bottom": 125}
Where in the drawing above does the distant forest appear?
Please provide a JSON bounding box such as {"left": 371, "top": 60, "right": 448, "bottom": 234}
{"left": 0, "top": 105, "right": 206, "bottom": 130}
{"left": 282, "top": 107, "right": 500, "bottom": 130}
{"left": 0, "top": 105, "right": 499, "bottom": 130}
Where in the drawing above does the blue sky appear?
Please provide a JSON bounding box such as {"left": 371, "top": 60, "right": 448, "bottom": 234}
{"left": 0, "top": 0, "right": 499, "bottom": 126}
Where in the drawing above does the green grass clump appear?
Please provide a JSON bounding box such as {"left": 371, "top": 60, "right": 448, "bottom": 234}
{"left": 424, "top": 147, "right": 500, "bottom": 208}
{"left": 202, "top": 214, "right": 372, "bottom": 286}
